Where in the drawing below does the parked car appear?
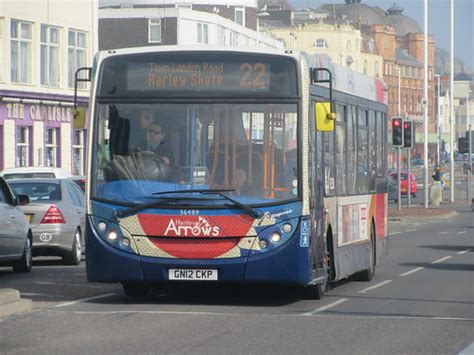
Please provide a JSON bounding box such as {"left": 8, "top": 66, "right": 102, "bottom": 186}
{"left": 411, "top": 158, "right": 423, "bottom": 166}
{"left": 71, "top": 176, "right": 86, "bottom": 191}
{"left": 389, "top": 172, "right": 417, "bottom": 197}
{"left": 8, "top": 178, "right": 85, "bottom": 265}
{"left": 1, "top": 167, "right": 73, "bottom": 180}
{"left": 0, "top": 177, "right": 32, "bottom": 273}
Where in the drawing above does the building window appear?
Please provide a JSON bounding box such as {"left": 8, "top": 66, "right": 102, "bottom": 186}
{"left": 72, "top": 129, "right": 85, "bottom": 175}
{"left": 234, "top": 7, "right": 245, "bottom": 26}
{"left": 314, "top": 38, "right": 327, "bottom": 48}
{"left": 363, "top": 60, "right": 368, "bottom": 74}
{"left": 10, "top": 20, "right": 32, "bottom": 83}
{"left": 45, "top": 128, "right": 59, "bottom": 167}
{"left": 176, "top": 4, "right": 192, "bottom": 9}
{"left": 68, "top": 29, "right": 86, "bottom": 88}
{"left": 41, "top": 25, "right": 60, "bottom": 87}
{"left": 16, "top": 126, "right": 30, "bottom": 167}
{"left": 148, "top": 19, "right": 161, "bottom": 43}
{"left": 217, "top": 25, "right": 225, "bottom": 45}
{"left": 346, "top": 41, "right": 351, "bottom": 51}
{"left": 374, "top": 61, "right": 379, "bottom": 76}
{"left": 355, "top": 39, "right": 359, "bottom": 51}
{"left": 197, "top": 23, "right": 209, "bottom": 44}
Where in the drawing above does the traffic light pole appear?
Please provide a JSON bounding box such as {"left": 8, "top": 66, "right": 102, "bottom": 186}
{"left": 397, "top": 147, "right": 401, "bottom": 210}
{"left": 407, "top": 149, "right": 411, "bottom": 207}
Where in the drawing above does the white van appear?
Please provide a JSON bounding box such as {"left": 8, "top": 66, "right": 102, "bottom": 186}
{"left": 1, "top": 167, "right": 73, "bottom": 180}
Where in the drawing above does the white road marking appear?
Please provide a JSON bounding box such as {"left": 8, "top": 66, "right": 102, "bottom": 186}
{"left": 458, "top": 342, "right": 474, "bottom": 355}
{"left": 69, "top": 310, "right": 474, "bottom": 322}
{"left": 405, "top": 229, "right": 416, "bottom": 232}
{"left": 302, "top": 298, "right": 349, "bottom": 316}
{"left": 389, "top": 231, "right": 402, "bottom": 236}
{"left": 358, "top": 280, "right": 392, "bottom": 294}
{"left": 457, "top": 249, "right": 471, "bottom": 255}
{"left": 431, "top": 256, "right": 453, "bottom": 264}
{"left": 438, "top": 232, "right": 451, "bottom": 235}
{"left": 21, "top": 292, "right": 65, "bottom": 298}
{"left": 54, "top": 293, "right": 116, "bottom": 308}
{"left": 399, "top": 267, "right": 425, "bottom": 277}
{"left": 35, "top": 282, "right": 57, "bottom": 285}
{"left": 458, "top": 231, "right": 467, "bottom": 234}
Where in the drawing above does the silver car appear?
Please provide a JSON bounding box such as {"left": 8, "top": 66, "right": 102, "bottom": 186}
{"left": 0, "top": 177, "right": 32, "bottom": 273}
{"left": 8, "top": 178, "right": 85, "bottom": 265}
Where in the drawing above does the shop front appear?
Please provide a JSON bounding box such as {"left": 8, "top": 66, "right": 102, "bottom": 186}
{"left": 0, "top": 92, "right": 89, "bottom": 175}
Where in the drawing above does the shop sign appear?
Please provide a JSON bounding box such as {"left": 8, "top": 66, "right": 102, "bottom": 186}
{"left": 6, "top": 103, "right": 72, "bottom": 123}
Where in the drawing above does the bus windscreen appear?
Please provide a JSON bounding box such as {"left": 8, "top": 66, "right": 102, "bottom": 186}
{"left": 98, "top": 52, "right": 298, "bottom": 97}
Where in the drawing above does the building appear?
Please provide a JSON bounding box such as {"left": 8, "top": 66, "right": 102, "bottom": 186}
{"left": 98, "top": 0, "right": 282, "bottom": 50}
{"left": 0, "top": 0, "right": 97, "bottom": 174}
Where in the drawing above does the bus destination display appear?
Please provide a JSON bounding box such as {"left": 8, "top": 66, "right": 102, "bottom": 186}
{"left": 127, "top": 61, "right": 271, "bottom": 92}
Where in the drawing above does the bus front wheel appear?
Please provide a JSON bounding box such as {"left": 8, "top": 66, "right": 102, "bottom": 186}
{"left": 122, "top": 283, "right": 150, "bottom": 297}
{"left": 302, "top": 283, "right": 325, "bottom": 300}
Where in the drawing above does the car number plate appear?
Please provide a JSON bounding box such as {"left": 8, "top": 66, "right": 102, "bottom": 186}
{"left": 169, "top": 269, "right": 218, "bottom": 281}
{"left": 24, "top": 213, "right": 33, "bottom": 223}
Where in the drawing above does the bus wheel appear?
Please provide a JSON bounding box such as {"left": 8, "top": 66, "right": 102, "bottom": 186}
{"left": 353, "top": 225, "right": 375, "bottom": 282}
{"left": 122, "top": 283, "right": 150, "bottom": 297}
{"left": 302, "top": 283, "right": 325, "bottom": 300}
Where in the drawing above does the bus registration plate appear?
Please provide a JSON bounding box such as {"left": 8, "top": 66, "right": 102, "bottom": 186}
{"left": 169, "top": 269, "right": 218, "bottom": 281}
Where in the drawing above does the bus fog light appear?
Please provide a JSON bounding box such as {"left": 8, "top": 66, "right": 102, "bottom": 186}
{"left": 258, "top": 240, "right": 268, "bottom": 249}
{"left": 107, "top": 230, "right": 118, "bottom": 241}
{"left": 281, "top": 223, "right": 292, "bottom": 234}
{"left": 271, "top": 232, "right": 281, "bottom": 243}
{"left": 98, "top": 221, "right": 107, "bottom": 231}
{"left": 120, "top": 238, "right": 130, "bottom": 247}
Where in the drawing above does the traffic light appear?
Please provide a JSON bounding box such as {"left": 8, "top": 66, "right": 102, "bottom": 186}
{"left": 458, "top": 137, "right": 469, "bottom": 154}
{"left": 391, "top": 117, "right": 403, "bottom": 146}
{"left": 403, "top": 120, "right": 413, "bottom": 149}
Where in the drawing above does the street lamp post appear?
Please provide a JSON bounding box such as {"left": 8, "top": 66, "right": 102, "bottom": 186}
{"left": 449, "top": 0, "right": 455, "bottom": 203}
{"left": 435, "top": 74, "right": 441, "bottom": 166}
{"left": 423, "top": 0, "right": 429, "bottom": 209}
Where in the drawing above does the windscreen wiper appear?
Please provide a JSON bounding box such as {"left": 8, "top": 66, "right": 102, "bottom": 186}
{"left": 115, "top": 189, "right": 260, "bottom": 218}
{"left": 113, "top": 189, "right": 233, "bottom": 217}
{"left": 198, "top": 190, "right": 261, "bottom": 219}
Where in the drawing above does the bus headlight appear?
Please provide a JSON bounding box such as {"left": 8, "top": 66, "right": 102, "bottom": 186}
{"left": 90, "top": 216, "right": 136, "bottom": 254}
{"left": 107, "top": 230, "right": 118, "bottom": 241}
{"left": 270, "top": 232, "right": 281, "bottom": 243}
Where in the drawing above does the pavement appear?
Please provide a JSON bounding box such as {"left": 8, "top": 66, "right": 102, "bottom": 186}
{"left": 388, "top": 200, "right": 470, "bottom": 221}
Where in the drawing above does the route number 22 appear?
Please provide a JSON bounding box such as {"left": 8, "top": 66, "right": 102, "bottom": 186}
{"left": 240, "top": 63, "right": 267, "bottom": 88}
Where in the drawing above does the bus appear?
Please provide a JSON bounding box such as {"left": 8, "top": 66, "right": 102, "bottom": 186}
{"left": 75, "top": 46, "right": 388, "bottom": 299}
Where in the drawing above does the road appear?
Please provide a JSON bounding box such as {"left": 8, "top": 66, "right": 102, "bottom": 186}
{"left": 0, "top": 205, "right": 472, "bottom": 354}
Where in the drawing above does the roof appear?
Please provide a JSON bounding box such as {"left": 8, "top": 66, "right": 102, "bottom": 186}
{"left": 395, "top": 48, "right": 422, "bottom": 66}
{"left": 454, "top": 73, "right": 472, "bottom": 81}
{"left": 1, "top": 167, "right": 73, "bottom": 179}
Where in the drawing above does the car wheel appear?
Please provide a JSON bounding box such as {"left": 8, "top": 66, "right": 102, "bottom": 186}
{"left": 63, "top": 229, "right": 82, "bottom": 265}
{"left": 13, "top": 233, "right": 32, "bottom": 273}
{"left": 122, "top": 283, "right": 150, "bottom": 297}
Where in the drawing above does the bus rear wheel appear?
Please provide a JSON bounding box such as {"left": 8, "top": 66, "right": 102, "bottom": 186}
{"left": 353, "top": 225, "right": 375, "bottom": 282}
{"left": 122, "top": 283, "right": 150, "bottom": 297}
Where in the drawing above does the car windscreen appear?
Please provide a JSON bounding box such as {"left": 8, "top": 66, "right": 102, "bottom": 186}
{"left": 9, "top": 182, "right": 62, "bottom": 201}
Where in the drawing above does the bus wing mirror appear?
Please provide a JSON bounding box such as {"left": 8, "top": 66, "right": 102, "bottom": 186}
{"left": 315, "top": 102, "right": 335, "bottom": 132}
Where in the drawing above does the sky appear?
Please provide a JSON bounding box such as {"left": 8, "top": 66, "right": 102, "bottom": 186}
{"left": 290, "top": 0, "right": 474, "bottom": 69}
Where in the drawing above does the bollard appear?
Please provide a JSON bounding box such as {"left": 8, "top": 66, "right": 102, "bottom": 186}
{"left": 430, "top": 181, "right": 442, "bottom": 208}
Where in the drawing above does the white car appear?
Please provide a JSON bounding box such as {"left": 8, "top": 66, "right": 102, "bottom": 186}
{"left": 1, "top": 167, "right": 73, "bottom": 180}
{"left": 0, "top": 177, "right": 33, "bottom": 273}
